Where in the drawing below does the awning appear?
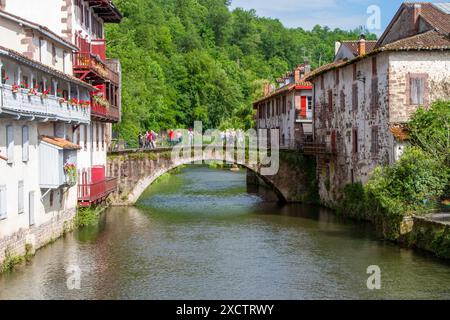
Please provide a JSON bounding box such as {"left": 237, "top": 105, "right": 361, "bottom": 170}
{"left": 40, "top": 136, "right": 81, "bottom": 150}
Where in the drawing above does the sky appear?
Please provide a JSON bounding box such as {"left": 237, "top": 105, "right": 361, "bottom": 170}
{"left": 229, "top": 0, "right": 444, "bottom": 35}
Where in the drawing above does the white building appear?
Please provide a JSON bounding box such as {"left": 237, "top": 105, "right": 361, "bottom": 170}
{"left": 0, "top": 8, "right": 93, "bottom": 263}
{"left": 253, "top": 63, "right": 313, "bottom": 149}
{"left": 0, "top": 0, "right": 122, "bottom": 207}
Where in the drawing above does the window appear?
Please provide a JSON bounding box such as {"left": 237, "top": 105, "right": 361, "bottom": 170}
{"left": 353, "top": 64, "right": 357, "bottom": 81}
{"left": 307, "top": 96, "right": 312, "bottom": 110}
{"left": 84, "top": 6, "right": 90, "bottom": 29}
{"left": 84, "top": 124, "right": 88, "bottom": 150}
{"left": 96, "top": 123, "right": 99, "bottom": 149}
{"left": 371, "top": 77, "right": 378, "bottom": 116}
{"left": 352, "top": 128, "right": 358, "bottom": 154}
{"left": 1, "top": 68, "right": 6, "bottom": 84}
{"left": 6, "top": 125, "right": 14, "bottom": 164}
{"left": 340, "top": 90, "right": 345, "bottom": 111}
{"left": 371, "top": 126, "right": 379, "bottom": 154}
{"left": 0, "top": 185, "right": 6, "bottom": 219}
{"left": 63, "top": 51, "right": 66, "bottom": 73}
{"left": 49, "top": 190, "right": 54, "bottom": 207}
{"left": 409, "top": 75, "right": 427, "bottom": 105}
{"left": 328, "top": 90, "right": 333, "bottom": 112}
{"left": 372, "top": 57, "right": 377, "bottom": 76}
{"left": 52, "top": 44, "right": 57, "bottom": 64}
{"left": 335, "top": 69, "right": 339, "bottom": 85}
{"left": 320, "top": 75, "right": 324, "bottom": 90}
{"left": 18, "top": 181, "right": 24, "bottom": 214}
{"left": 101, "top": 124, "right": 105, "bottom": 150}
{"left": 352, "top": 83, "right": 358, "bottom": 111}
{"left": 22, "top": 126, "right": 29, "bottom": 162}
{"left": 38, "top": 38, "right": 43, "bottom": 62}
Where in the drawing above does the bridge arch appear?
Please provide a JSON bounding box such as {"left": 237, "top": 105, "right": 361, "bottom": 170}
{"left": 107, "top": 148, "right": 316, "bottom": 205}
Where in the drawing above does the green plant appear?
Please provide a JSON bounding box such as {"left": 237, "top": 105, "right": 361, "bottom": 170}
{"left": 1, "top": 248, "right": 24, "bottom": 273}
{"left": 74, "top": 207, "right": 101, "bottom": 228}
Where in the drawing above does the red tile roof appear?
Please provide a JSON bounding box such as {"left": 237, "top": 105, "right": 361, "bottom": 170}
{"left": 305, "top": 30, "right": 450, "bottom": 81}
{"left": 377, "top": 2, "right": 450, "bottom": 48}
{"left": 253, "top": 81, "right": 312, "bottom": 106}
{"left": 40, "top": 136, "right": 81, "bottom": 150}
{"left": 340, "top": 40, "right": 377, "bottom": 57}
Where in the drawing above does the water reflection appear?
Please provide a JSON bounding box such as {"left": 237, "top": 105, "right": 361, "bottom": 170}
{"left": 1, "top": 165, "right": 450, "bottom": 299}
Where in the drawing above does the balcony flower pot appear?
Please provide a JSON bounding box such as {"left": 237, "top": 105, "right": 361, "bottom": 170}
{"left": 64, "top": 163, "right": 77, "bottom": 187}
{"left": 11, "top": 84, "right": 19, "bottom": 94}
{"left": 59, "top": 98, "right": 66, "bottom": 104}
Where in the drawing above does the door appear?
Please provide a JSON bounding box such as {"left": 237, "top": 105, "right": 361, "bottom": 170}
{"left": 29, "top": 191, "right": 35, "bottom": 226}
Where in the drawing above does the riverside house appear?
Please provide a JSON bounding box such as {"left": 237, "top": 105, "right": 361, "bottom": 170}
{"left": 1, "top": 0, "right": 123, "bottom": 207}
{"left": 0, "top": 8, "right": 92, "bottom": 263}
{"left": 253, "top": 62, "right": 313, "bottom": 149}
{"left": 306, "top": 2, "right": 450, "bottom": 205}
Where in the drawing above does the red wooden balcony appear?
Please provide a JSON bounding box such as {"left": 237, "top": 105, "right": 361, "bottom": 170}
{"left": 91, "top": 101, "right": 120, "bottom": 122}
{"left": 78, "top": 176, "right": 117, "bottom": 207}
{"left": 73, "top": 38, "right": 119, "bottom": 85}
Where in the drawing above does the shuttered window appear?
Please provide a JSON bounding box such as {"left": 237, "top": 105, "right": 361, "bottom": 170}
{"left": 22, "top": 126, "right": 29, "bottom": 162}
{"left": 352, "top": 128, "right": 358, "bottom": 154}
{"left": 6, "top": 125, "right": 14, "bottom": 164}
{"left": 328, "top": 90, "right": 333, "bottom": 112}
{"left": 0, "top": 185, "right": 6, "bottom": 219}
{"left": 18, "top": 181, "right": 24, "bottom": 214}
{"left": 371, "top": 127, "right": 379, "bottom": 154}
{"left": 410, "top": 77, "right": 425, "bottom": 105}
{"left": 340, "top": 90, "right": 345, "bottom": 111}
{"left": 352, "top": 84, "right": 358, "bottom": 111}
{"left": 371, "top": 77, "right": 378, "bottom": 116}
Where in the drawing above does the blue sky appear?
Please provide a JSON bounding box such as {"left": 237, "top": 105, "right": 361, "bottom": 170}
{"left": 229, "top": 0, "right": 444, "bottom": 34}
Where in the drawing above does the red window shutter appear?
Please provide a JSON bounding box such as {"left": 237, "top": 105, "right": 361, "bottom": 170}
{"left": 300, "top": 96, "right": 307, "bottom": 118}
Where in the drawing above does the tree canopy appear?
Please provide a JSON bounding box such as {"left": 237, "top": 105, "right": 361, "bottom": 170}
{"left": 106, "top": 0, "right": 376, "bottom": 145}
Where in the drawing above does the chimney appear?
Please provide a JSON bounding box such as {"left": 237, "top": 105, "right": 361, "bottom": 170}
{"left": 294, "top": 67, "right": 301, "bottom": 83}
{"left": 335, "top": 41, "right": 342, "bottom": 55}
{"left": 413, "top": 4, "right": 422, "bottom": 31}
{"left": 358, "top": 34, "right": 366, "bottom": 56}
{"left": 304, "top": 61, "right": 311, "bottom": 75}
{"left": 263, "top": 81, "right": 270, "bottom": 96}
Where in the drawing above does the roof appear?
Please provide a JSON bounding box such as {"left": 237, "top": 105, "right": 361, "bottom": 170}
{"left": 305, "top": 30, "right": 450, "bottom": 81}
{"left": 390, "top": 124, "right": 410, "bottom": 141}
{"left": 0, "top": 9, "right": 78, "bottom": 51}
{"left": 86, "top": 0, "right": 122, "bottom": 23}
{"left": 40, "top": 136, "right": 81, "bottom": 150}
{"left": 340, "top": 40, "right": 377, "bottom": 57}
{"left": 253, "top": 81, "right": 312, "bottom": 106}
{"left": 0, "top": 45, "right": 95, "bottom": 90}
{"left": 377, "top": 2, "right": 450, "bottom": 48}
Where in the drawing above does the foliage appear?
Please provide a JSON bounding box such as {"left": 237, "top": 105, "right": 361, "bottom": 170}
{"left": 408, "top": 100, "right": 450, "bottom": 166}
{"left": 75, "top": 207, "right": 102, "bottom": 228}
{"left": 106, "top": 0, "right": 376, "bottom": 145}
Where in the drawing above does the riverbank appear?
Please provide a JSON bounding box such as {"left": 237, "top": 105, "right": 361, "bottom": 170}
{"left": 0, "top": 205, "right": 108, "bottom": 274}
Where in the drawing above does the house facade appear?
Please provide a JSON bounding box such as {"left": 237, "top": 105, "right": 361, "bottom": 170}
{"left": 0, "top": 0, "right": 122, "bottom": 207}
{"left": 0, "top": 9, "right": 93, "bottom": 263}
{"left": 306, "top": 2, "right": 450, "bottom": 205}
{"left": 253, "top": 63, "right": 313, "bottom": 149}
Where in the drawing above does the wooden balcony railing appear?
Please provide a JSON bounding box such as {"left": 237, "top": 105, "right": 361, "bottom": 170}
{"left": 91, "top": 101, "right": 120, "bottom": 122}
{"left": 73, "top": 39, "right": 119, "bottom": 85}
{"left": 78, "top": 177, "right": 117, "bottom": 207}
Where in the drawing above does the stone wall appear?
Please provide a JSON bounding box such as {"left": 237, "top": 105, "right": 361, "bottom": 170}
{"left": 107, "top": 148, "right": 317, "bottom": 205}
{"left": 0, "top": 207, "right": 75, "bottom": 266}
{"left": 408, "top": 215, "right": 450, "bottom": 259}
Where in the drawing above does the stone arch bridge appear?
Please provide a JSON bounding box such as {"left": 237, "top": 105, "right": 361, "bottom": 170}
{"left": 107, "top": 147, "right": 318, "bottom": 205}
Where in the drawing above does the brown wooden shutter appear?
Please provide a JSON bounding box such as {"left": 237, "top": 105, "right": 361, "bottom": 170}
{"left": 352, "top": 83, "right": 358, "bottom": 111}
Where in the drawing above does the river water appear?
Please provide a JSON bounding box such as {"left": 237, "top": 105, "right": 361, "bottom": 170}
{"left": 1, "top": 165, "right": 450, "bottom": 300}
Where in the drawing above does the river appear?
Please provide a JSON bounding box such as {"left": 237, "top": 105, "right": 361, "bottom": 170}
{"left": 1, "top": 165, "right": 450, "bottom": 299}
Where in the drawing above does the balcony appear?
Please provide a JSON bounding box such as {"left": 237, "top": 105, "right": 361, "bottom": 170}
{"left": 73, "top": 39, "right": 119, "bottom": 85}
{"left": 91, "top": 101, "right": 120, "bottom": 122}
{"left": 78, "top": 166, "right": 117, "bottom": 207}
{"left": 0, "top": 84, "right": 90, "bottom": 124}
